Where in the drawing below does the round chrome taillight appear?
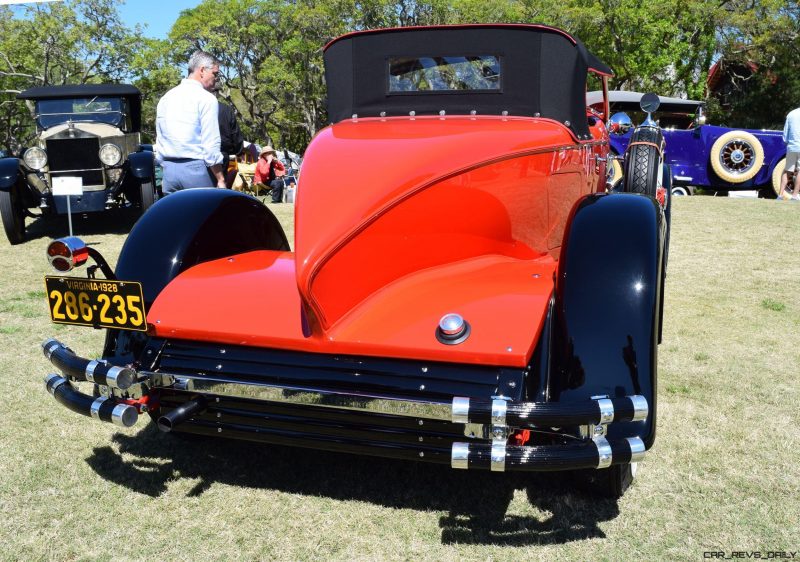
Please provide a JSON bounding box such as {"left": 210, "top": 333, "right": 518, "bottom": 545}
{"left": 436, "top": 313, "right": 470, "bottom": 345}
{"left": 98, "top": 143, "right": 122, "bottom": 166}
{"left": 46, "top": 237, "right": 89, "bottom": 272}
{"left": 23, "top": 147, "right": 48, "bottom": 170}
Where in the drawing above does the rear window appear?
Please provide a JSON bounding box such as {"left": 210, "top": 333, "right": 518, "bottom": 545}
{"left": 388, "top": 55, "right": 501, "bottom": 93}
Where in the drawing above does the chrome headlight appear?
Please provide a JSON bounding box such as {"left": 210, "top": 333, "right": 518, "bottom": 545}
{"left": 98, "top": 143, "right": 122, "bottom": 166}
{"left": 23, "top": 147, "right": 48, "bottom": 170}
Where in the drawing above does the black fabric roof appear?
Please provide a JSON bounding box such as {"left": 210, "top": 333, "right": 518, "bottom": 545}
{"left": 17, "top": 84, "right": 141, "bottom": 100}
{"left": 18, "top": 84, "right": 142, "bottom": 131}
{"left": 323, "top": 24, "right": 613, "bottom": 138}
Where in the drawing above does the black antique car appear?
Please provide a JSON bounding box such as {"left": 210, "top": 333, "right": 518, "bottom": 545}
{"left": 40, "top": 25, "right": 668, "bottom": 499}
{"left": 0, "top": 84, "right": 156, "bottom": 244}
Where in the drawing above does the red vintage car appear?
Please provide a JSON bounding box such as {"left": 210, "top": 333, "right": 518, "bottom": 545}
{"left": 41, "top": 24, "right": 669, "bottom": 498}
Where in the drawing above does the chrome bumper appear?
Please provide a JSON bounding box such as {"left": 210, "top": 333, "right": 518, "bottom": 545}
{"left": 42, "top": 338, "right": 650, "bottom": 471}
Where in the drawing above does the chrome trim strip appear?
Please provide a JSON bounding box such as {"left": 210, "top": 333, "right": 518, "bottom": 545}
{"left": 597, "top": 398, "right": 614, "bottom": 424}
{"left": 451, "top": 442, "right": 469, "bottom": 469}
{"left": 490, "top": 442, "right": 506, "bottom": 472}
{"left": 491, "top": 399, "right": 507, "bottom": 426}
{"left": 630, "top": 395, "right": 649, "bottom": 422}
{"left": 90, "top": 396, "right": 108, "bottom": 419}
{"left": 673, "top": 175, "right": 693, "bottom": 181}
{"left": 145, "top": 372, "right": 454, "bottom": 421}
{"left": 626, "top": 436, "right": 646, "bottom": 462}
{"left": 594, "top": 436, "right": 612, "bottom": 469}
{"left": 451, "top": 397, "right": 470, "bottom": 424}
{"left": 111, "top": 404, "right": 138, "bottom": 428}
{"left": 85, "top": 360, "right": 100, "bottom": 383}
{"left": 42, "top": 339, "right": 60, "bottom": 360}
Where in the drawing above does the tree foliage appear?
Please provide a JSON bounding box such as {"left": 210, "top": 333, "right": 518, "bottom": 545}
{"left": 0, "top": 0, "right": 798, "bottom": 153}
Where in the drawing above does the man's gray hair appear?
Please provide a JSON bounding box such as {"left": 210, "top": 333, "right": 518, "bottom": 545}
{"left": 188, "top": 50, "right": 219, "bottom": 73}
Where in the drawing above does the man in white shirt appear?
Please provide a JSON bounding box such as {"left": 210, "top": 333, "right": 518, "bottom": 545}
{"left": 780, "top": 105, "right": 800, "bottom": 200}
{"left": 155, "top": 50, "right": 226, "bottom": 192}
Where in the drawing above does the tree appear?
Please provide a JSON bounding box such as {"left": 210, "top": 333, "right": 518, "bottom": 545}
{"left": 0, "top": 0, "right": 145, "bottom": 150}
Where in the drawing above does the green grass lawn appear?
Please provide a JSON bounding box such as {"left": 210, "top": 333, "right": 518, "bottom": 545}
{"left": 0, "top": 197, "right": 798, "bottom": 560}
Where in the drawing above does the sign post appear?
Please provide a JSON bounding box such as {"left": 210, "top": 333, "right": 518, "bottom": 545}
{"left": 51, "top": 177, "right": 82, "bottom": 237}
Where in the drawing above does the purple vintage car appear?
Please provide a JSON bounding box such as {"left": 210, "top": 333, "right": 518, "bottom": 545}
{"left": 588, "top": 91, "right": 787, "bottom": 196}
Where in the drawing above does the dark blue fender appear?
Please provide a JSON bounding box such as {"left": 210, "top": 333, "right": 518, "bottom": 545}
{"left": 116, "top": 189, "right": 290, "bottom": 307}
{"left": 0, "top": 158, "right": 21, "bottom": 191}
{"left": 127, "top": 150, "right": 155, "bottom": 180}
{"left": 551, "top": 193, "right": 665, "bottom": 449}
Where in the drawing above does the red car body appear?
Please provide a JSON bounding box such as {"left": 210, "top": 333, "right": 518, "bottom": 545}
{"left": 42, "top": 24, "right": 667, "bottom": 498}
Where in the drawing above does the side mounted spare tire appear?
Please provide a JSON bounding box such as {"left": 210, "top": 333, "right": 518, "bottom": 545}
{"left": 710, "top": 130, "right": 764, "bottom": 184}
{"left": 623, "top": 127, "right": 662, "bottom": 197}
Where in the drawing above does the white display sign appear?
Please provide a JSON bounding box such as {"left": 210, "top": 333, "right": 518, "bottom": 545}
{"left": 51, "top": 176, "right": 83, "bottom": 196}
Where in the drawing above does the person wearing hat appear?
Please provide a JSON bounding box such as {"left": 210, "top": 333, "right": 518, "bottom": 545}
{"left": 253, "top": 146, "right": 286, "bottom": 203}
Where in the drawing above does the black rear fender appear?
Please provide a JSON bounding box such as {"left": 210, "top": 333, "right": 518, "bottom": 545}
{"left": 106, "top": 189, "right": 290, "bottom": 361}
{"left": 550, "top": 193, "right": 664, "bottom": 448}
{"left": 116, "top": 188, "right": 290, "bottom": 306}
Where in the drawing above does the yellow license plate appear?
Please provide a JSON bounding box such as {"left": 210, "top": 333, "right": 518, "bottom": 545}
{"left": 45, "top": 276, "right": 147, "bottom": 331}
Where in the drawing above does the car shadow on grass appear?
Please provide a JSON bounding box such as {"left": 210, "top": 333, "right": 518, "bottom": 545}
{"left": 22, "top": 208, "right": 139, "bottom": 242}
{"left": 86, "top": 423, "right": 619, "bottom": 546}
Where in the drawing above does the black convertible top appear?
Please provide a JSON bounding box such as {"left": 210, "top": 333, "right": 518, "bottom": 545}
{"left": 323, "top": 24, "right": 613, "bottom": 139}
{"left": 17, "top": 84, "right": 141, "bottom": 100}
{"left": 17, "top": 84, "right": 142, "bottom": 130}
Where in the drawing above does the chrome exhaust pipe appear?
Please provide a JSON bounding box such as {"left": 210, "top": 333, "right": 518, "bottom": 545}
{"left": 42, "top": 339, "right": 137, "bottom": 390}
{"left": 44, "top": 373, "right": 138, "bottom": 428}
{"left": 157, "top": 396, "right": 207, "bottom": 432}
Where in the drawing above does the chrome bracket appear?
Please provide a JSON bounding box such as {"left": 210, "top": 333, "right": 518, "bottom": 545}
{"left": 594, "top": 436, "right": 613, "bottom": 469}
{"left": 489, "top": 397, "right": 510, "bottom": 472}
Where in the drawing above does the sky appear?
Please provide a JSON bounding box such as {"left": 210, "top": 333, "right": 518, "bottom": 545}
{"left": 1, "top": 0, "right": 203, "bottom": 39}
{"left": 117, "top": 0, "right": 202, "bottom": 39}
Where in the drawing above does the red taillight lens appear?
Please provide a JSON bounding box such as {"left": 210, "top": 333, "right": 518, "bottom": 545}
{"left": 47, "top": 241, "right": 70, "bottom": 258}
{"left": 51, "top": 256, "right": 72, "bottom": 272}
{"left": 46, "top": 237, "right": 88, "bottom": 272}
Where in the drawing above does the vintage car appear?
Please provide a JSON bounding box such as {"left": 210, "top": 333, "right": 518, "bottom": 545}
{"left": 0, "top": 84, "right": 156, "bottom": 244}
{"left": 589, "top": 90, "right": 787, "bottom": 196}
{"left": 40, "top": 25, "right": 669, "bottom": 498}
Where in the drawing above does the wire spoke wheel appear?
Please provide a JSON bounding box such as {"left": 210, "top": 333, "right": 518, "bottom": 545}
{"left": 710, "top": 130, "right": 764, "bottom": 183}
{"left": 719, "top": 139, "right": 756, "bottom": 174}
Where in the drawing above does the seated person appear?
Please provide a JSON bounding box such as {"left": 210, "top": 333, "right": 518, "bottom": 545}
{"left": 253, "top": 146, "right": 286, "bottom": 203}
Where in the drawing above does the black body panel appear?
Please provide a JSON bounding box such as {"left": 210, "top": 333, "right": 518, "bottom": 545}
{"left": 0, "top": 158, "right": 20, "bottom": 191}
{"left": 153, "top": 338, "right": 526, "bottom": 402}
{"left": 552, "top": 193, "right": 663, "bottom": 448}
